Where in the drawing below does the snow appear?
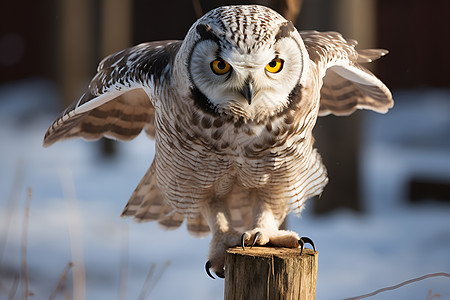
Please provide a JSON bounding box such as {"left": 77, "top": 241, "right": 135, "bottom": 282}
{"left": 0, "top": 79, "right": 449, "bottom": 299}
{"left": 360, "top": 89, "right": 450, "bottom": 213}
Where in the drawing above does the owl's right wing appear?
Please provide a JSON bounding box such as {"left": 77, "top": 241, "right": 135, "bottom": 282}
{"left": 300, "top": 31, "right": 393, "bottom": 116}
{"left": 43, "top": 40, "right": 182, "bottom": 147}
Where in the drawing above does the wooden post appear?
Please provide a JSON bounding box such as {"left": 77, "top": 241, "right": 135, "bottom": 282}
{"left": 224, "top": 247, "right": 318, "bottom": 300}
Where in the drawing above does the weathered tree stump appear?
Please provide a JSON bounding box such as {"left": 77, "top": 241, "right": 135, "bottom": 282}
{"left": 224, "top": 247, "right": 318, "bottom": 300}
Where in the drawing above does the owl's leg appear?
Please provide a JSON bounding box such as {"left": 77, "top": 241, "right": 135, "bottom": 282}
{"left": 241, "top": 203, "right": 315, "bottom": 253}
{"left": 201, "top": 198, "right": 241, "bottom": 279}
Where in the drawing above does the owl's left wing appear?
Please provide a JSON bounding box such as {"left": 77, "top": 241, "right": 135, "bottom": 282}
{"left": 300, "top": 31, "right": 393, "bottom": 116}
{"left": 43, "top": 40, "right": 182, "bottom": 146}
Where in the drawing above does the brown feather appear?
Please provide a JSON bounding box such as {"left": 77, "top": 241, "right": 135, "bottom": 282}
{"left": 300, "top": 30, "right": 393, "bottom": 116}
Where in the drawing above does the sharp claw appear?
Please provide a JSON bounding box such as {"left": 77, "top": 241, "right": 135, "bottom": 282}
{"left": 300, "top": 236, "right": 316, "bottom": 252}
{"left": 216, "top": 271, "right": 225, "bottom": 279}
{"left": 241, "top": 233, "right": 248, "bottom": 250}
{"left": 298, "top": 238, "right": 304, "bottom": 255}
{"left": 251, "top": 231, "right": 261, "bottom": 248}
{"left": 205, "top": 261, "right": 215, "bottom": 279}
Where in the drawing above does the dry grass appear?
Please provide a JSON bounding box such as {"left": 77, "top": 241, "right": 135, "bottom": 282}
{"left": 59, "top": 167, "right": 86, "bottom": 300}
{"left": 48, "top": 262, "right": 73, "bottom": 300}
{"left": 0, "top": 159, "right": 23, "bottom": 269}
{"left": 138, "top": 260, "right": 172, "bottom": 300}
{"left": 118, "top": 224, "right": 129, "bottom": 300}
{"left": 0, "top": 180, "right": 171, "bottom": 300}
{"left": 0, "top": 160, "right": 24, "bottom": 298}
{"left": 20, "top": 187, "right": 32, "bottom": 300}
{"left": 427, "top": 289, "right": 441, "bottom": 300}
{"left": 7, "top": 274, "right": 19, "bottom": 300}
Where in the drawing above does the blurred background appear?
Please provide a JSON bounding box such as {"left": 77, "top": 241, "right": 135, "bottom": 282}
{"left": 1, "top": 0, "right": 449, "bottom": 299}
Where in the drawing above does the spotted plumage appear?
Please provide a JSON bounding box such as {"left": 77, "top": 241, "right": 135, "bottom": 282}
{"left": 43, "top": 5, "right": 393, "bottom": 277}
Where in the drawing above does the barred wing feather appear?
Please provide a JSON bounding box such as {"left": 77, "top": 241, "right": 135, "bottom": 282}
{"left": 300, "top": 31, "right": 393, "bottom": 117}
{"left": 43, "top": 40, "right": 182, "bottom": 146}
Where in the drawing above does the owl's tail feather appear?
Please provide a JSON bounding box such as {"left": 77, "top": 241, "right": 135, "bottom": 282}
{"left": 121, "top": 162, "right": 184, "bottom": 230}
{"left": 122, "top": 162, "right": 212, "bottom": 236}
{"left": 186, "top": 217, "right": 210, "bottom": 237}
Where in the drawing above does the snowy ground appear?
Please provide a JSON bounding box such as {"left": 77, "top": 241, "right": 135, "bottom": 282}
{"left": 0, "top": 79, "right": 449, "bottom": 300}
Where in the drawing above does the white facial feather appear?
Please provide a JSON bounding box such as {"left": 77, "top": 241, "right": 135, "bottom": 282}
{"left": 188, "top": 25, "right": 304, "bottom": 121}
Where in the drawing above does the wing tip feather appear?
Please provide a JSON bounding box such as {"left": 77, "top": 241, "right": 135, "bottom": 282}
{"left": 42, "top": 126, "right": 57, "bottom": 147}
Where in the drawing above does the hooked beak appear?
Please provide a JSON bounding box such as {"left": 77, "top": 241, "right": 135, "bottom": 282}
{"left": 239, "top": 80, "right": 254, "bottom": 105}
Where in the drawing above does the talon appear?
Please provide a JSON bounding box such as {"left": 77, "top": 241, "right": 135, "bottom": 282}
{"left": 298, "top": 238, "right": 304, "bottom": 255}
{"left": 251, "top": 231, "right": 262, "bottom": 248}
{"left": 216, "top": 271, "right": 225, "bottom": 279}
{"left": 300, "top": 236, "right": 316, "bottom": 251}
{"left": 205, "top": 261, "right": 215, "bottom": 279}
{"left": 241, "top": 233, "right": 249, "bottom": 250}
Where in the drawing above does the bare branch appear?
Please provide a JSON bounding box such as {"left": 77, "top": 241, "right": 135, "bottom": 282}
{"left": 344, "top": 273, "right": 450, "bottom": 300}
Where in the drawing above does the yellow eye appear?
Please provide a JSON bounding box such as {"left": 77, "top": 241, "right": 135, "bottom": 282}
{"left": 265, "top": 58, "right": 284, "bottom": 73}
{"left": 210, "top": 59, "right": 231, "bottom": 75}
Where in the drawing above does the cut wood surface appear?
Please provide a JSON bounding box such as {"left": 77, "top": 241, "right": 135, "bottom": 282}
{"left": 224, "top": 247, "right": 318, "bottom": 300}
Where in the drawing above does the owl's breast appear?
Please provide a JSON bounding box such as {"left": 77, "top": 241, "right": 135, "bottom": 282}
{"left": 199, "top": 113, "right": 315, "bottom": 189}
{"left": 155, "top": 95, "right": 318, "bottom": 201}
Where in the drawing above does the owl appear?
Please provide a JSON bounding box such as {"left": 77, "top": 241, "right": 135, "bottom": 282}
{"left": 44, "top": 5, "right": 393, "bottom": 278}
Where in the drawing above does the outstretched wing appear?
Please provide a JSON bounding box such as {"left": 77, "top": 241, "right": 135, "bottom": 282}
{"left": 43, "top": 40, "right": 182, "bottom": 146}
{"left": 300, "top": 31, "right": 393, "bottom": 116}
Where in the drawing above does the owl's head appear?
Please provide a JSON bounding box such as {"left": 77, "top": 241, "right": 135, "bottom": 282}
{"left": 178, "top": 5, "right": 308, "bottom": 122}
